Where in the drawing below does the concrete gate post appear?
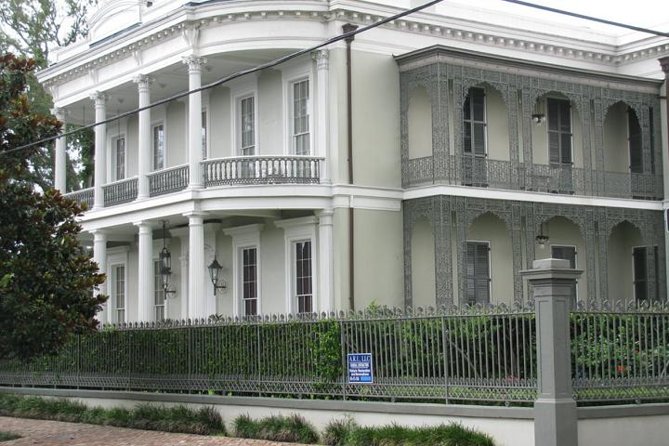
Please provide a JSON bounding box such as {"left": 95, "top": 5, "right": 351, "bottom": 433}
{"left": 521, "top": 258, "right": 582, "bottom": 446}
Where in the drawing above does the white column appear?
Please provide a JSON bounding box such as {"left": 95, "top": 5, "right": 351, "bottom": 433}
{"left": 52, "top": 107, "right": 67, "bottom": 192}
{"left": 183, "top": 56, "right": 206, "bottom": 189}
{"left": 186, "top": 212, "right": 206, "bottom": 319}
{"left": 135, "top": 221, "right": 155, "bottom": 322}
{"left": 313, "top": 49, "right": 330, "bottom": 183}
{"left": 90, "top": 92, "right": 107, "bottom": 209}
{"left": 317, "top": 209, "right": 335, "bottom": 312}
{"left": 134, "top": 75, "right": 152, "bottom": 200}
{"left": 92, "top": 230, "right": 108, "bottom": 323}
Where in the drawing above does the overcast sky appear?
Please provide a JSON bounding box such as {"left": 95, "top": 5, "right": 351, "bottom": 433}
{"left": 439, "top": 0, "right": 669, "bottom": 37}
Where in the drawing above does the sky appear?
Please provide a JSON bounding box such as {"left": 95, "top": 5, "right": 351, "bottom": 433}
{"left": 439, "top": 0, "right": 669, "bottom": 37}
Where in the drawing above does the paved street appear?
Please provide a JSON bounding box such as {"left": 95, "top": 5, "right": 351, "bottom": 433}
{"left": 0, "top": 417, "right": 312, "bottom": 446}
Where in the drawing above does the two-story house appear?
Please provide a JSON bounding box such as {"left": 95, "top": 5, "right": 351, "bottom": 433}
{"left": 39, "top": 0, "right": 669, "bottom": 323}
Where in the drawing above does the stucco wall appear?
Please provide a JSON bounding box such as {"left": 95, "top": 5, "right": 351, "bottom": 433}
{"left": 607, "top": 222, "right": 643, "bottom": 302}
{"left": 486, "top": 87, "right": 510, "bottom": 161}
{"left": 354, "top": 209, "right": 404, "bottom": 310}
{"left": 208, "top": 86, "right": 231, "bottom": 158}
{"left": 166, "top": 100, "right": 186, "bottom": 167}
{"left": 603, "top": 101, "right": 629, "bottom": 173}
{"left": 408, "top": 86, "right": 432, "bottom": 159}
{"left": 258, "top": 69, "right": 283, "bottom": 155}
{"left": 411, "top": 218, "right": 436, "bottom": 308}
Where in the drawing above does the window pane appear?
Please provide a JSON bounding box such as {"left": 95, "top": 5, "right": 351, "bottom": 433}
{"left": 153, "top": 124, "right": 165, "bottom": 170}
{"left": 115, "top": 137, "right": 125, "bottom": 180}
{"left": 241, "top": 97, "right": 255, "bottom": 154}
{"left": 293, "top": 80, "right": 310, "bottom": 155}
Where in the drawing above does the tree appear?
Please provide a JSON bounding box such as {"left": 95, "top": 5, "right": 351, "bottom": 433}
{"left": 0, "top": 54, "right": 106, "bottom": 361}
{"left": 0, "top": 0, "right": 97, "bottom": 190}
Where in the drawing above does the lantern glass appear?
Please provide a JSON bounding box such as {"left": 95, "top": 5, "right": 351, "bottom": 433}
{"left": 208, "top": 257, "right": 222, "bottom": 286}
{"left": 159, "top": 246, "right": 171, "bottom": 288}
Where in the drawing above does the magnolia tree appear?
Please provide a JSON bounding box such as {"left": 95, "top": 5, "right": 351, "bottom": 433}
{"left": 0, "top": 54, "right": 106, "bottom": 361}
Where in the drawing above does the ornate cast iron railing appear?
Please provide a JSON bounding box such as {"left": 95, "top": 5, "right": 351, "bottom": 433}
{"left": 103, "top": 177, "right": 138, "bottom": 206}
{"left": 203, "top": 156, "right": 322, "bottom": 187}
{"left": 403, "top": 155, "right": 662, "bottom": 200}
{"left": 2, "top": 303, "right": 666, "bottom": 405}
{"left": 148, "top": 164, "right": 189, "bottom": 197}
{"left": 63, "top": 187, "right": 94, "bottom": 210}
{"left": 0, "top": 306, "right": 538, "bottom": 404}
{"left": 571, "top": 301, "right": 669, "bottom": 403}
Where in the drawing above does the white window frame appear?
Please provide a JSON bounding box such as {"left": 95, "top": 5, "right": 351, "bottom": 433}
{"left": 230, "top": 79, "right": 258, "bottom": 156}
{"left": 283, "top": 68, "right": 313, "bottom": 156}
{"left": 152, "top": 121, "right": 166, "bottom": 171}
{"left": 546, "top": 97, "right": 574, "bottom": 166}
{"left": 107, "top": 247, "right": 129, "bottom": 324}
{"left": 462, "top": 86, "right": 488, "bottom": 158}
{"left": 153, "top": 259, "right": 165, "bottom": 322}
{"left": 223, "top": 224, "right": 264, "bottom": 317}
{"left": 275, "top": 217, "right": 318, "bottom": 314}
{"left": 107, "top": 118, "right": 128, "bottom": 182}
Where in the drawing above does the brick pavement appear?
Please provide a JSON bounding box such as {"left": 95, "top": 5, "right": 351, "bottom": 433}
{"left": 0, "top": 417, "right": 313, "bottom": 446}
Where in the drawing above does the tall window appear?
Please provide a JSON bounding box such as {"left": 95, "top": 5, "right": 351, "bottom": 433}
{"left": 152, "top": 123, "right": 165, "bottom": 170}
{"left": 295, "top": 241, "right": 312, "bottom": 313}
{"left": 154, "top": 260, "right": 165, "bottom": 321}
{"left": 242, "top": 247, "right": 258, "bottom": 316}
{"left": 202, "top": 110, "right": 208, "bottom": 160}
{"left": 547, "top": 98, "right": 572, "bottom": 165}
{"left": 292, "top": 80, "right": 310, "bottom": 155}
{"left": 112, "top": 265, "right": 126, "bottom": 322}
{"left": 463, "top": 87, "right": 486, "bottom": 157}
{"left": 113, "top": 136, "right": 126, "bottom": 181}
{"left": 240, "top": 96, "right": 255, "bottom": 156}
{"left": 628, "top": 107, "right": 642, "bottom": 174}
{"left": 632, "top": 246, "right": 658, "bottom": 302}
{"left": 465, "top": 242, "right": 490, "bottom": 305}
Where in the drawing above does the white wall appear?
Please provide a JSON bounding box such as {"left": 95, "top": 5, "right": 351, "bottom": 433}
{"left": 603, "top": 101, "right": 629, "bottom": 173}
{"left": 408, "top": 86, "right": 433, "bottom": 159}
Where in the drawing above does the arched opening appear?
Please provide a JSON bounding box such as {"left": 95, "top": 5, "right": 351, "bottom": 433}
{"left": 465, "top": 212, "right": 512, "bottom": 305}
{"left": 408, "top": 86, "right": 433, "bottom": 160}
{"left": 411, "top": 218, "right": 435, "bottom": 308}
{"left": 608, "top": 221, "right": 651, "bottom": 303}
{"left": 536, "top": 216, "right": 585, "bottom": 302}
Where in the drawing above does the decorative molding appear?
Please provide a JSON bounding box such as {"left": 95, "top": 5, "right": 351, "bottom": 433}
{"left": 38, "top": 5, "right": 669, "bottom": 90}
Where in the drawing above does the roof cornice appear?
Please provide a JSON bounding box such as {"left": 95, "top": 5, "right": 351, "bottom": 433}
{"left": 38, "top": 1, "right": 669, "bottom": 88}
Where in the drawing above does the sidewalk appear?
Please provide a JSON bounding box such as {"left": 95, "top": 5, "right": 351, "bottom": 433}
{"left": 0, "top": 417, "right": 312, "bottom": 446}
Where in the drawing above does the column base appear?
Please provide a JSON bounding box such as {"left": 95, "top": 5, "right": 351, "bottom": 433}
{"left": 534, "top": 397, "right": 578, "bottom": 446}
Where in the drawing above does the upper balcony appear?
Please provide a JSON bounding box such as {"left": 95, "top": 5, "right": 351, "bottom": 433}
{"left": 65, "top": 155, "right": 323, "bottom": 210}
{"left": 397, "top": 46, "right": 664, "bottom": 201}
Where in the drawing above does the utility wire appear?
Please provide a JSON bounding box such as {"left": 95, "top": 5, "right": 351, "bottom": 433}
{"left": 501, "top": 0, "right": 669, "bottom": 38}
{"left": 3, "top": 0, "right": 669, "bottom": 157}
{"left": 4, "top": 0, "right": 444, "bottom": 157}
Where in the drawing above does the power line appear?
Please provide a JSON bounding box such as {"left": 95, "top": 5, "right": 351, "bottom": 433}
{"left": 501, "top": 0, "right": 669, "bottom": 38}
{"left": 3, "top": 0, "right": 445, "bottom": 157}
{"left": 3, "top": 0, "right": 669, "bottom": 158}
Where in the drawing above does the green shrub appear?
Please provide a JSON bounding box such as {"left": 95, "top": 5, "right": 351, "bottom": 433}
{"left": 331, "top": 422, "right": 494, "bottom": 446}
{"left": 0, "top": 431, "right": 21, "bottom": 442}
{"left": 233, "top": 413, "right": 319, "bottom": 444}
{"left": 0, "top": 394, "right": 225, "bottom": 436}
{"left": 322, "top": 417, "right": 357, "bottom": 445}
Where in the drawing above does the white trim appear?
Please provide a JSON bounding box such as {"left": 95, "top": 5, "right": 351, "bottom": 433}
{"left": 230, "top": 78, "right": 258, "bottom": 156}
{"left": 223, "top": 224, "right": 264, "bottom": 317}
{"left": 107, "top": 118, "right": 128, "bottom": 182}
{"left": 107, "top": 247, "right": 129, "bottom": 324}
{"left": 275, "top": 216, "right": 318, "bottom": 313}
{"left": 282, "top": 64, "right": 313, "bottom": 156}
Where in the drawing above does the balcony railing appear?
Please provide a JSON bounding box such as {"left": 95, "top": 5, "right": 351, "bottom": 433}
{"left": 203, "top": 156, "right": 322, "bottom": 187}
{"left": 148, "top": 164, "right": 189, "bottom": 197}
{"left": 103, "top": 177, "right": 138, "bottom": 206}
{"left": 63, "top": 187, "right": 94, "bottom": 209}
{"left": 403, "top": 155, "right": 663, "bottom": 200}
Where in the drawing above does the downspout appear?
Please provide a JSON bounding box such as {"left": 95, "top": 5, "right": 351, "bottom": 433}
{"left": 343, "top": 23, "right": 358, "bottom": 311}
{"left": 658, "top": 57, "right": 669, "bottom": 300}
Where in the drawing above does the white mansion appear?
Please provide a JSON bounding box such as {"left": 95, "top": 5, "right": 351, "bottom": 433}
{"left": 40, "top": 0, "right": 669, "bottom": 323}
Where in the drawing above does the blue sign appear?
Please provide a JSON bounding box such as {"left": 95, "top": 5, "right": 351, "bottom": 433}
{"left": 348, "top": 353, "right": 373, "bottom": 384}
